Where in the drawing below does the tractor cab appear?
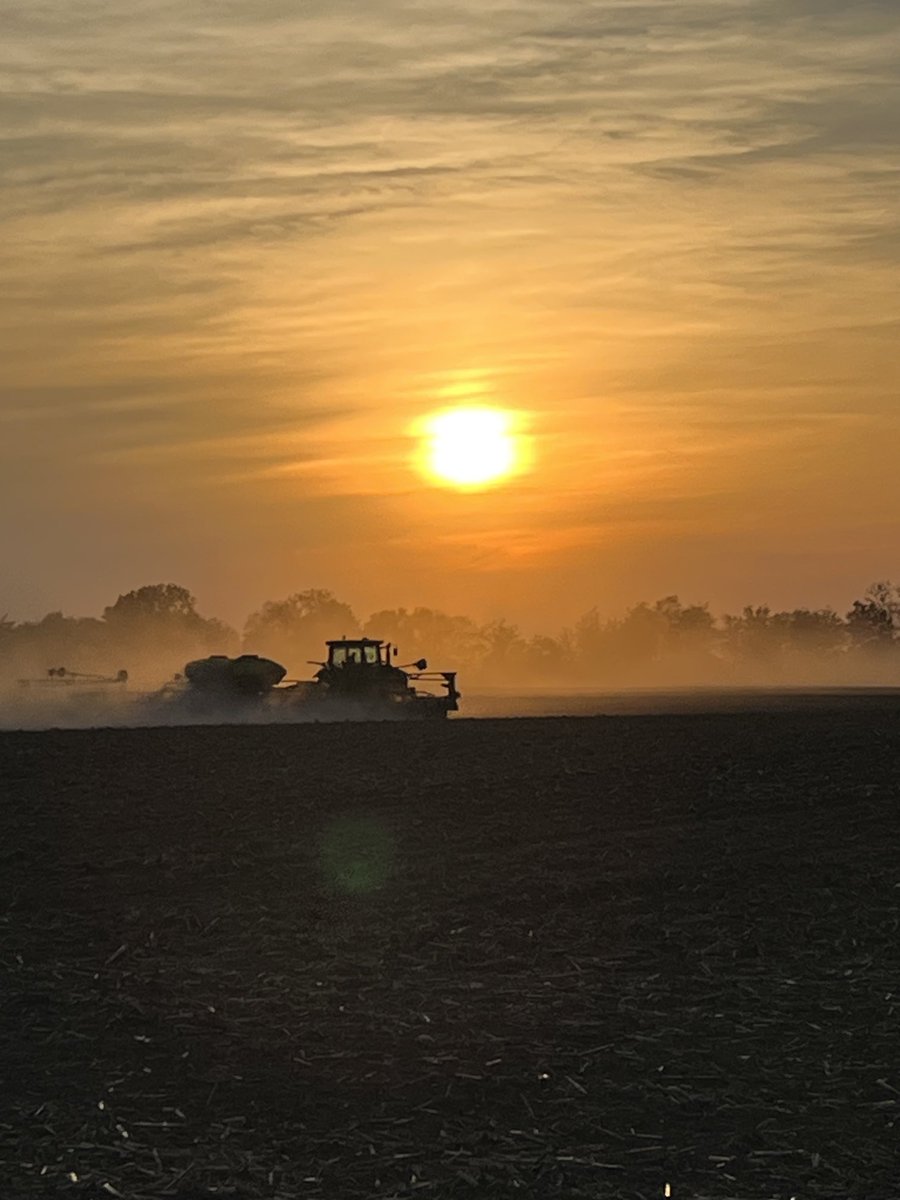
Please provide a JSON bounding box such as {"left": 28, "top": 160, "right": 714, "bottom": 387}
{"left": 326, "top": 638, "right": 393, "bottom": 669}
{"left": 315, "top": 638, "right": 410, "bottom": 700}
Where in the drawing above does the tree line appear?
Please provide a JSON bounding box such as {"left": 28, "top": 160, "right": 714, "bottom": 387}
{"left": 2, "top": 580, "right": 900, "bottom": 688}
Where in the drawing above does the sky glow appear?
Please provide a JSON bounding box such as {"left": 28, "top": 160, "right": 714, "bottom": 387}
{"left": 1, "top": 1, "right": 898, "bottom": 627}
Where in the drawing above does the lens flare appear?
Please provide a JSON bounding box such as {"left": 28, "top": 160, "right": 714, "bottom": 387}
{"left": 319, "top": 816, "right": 394, "bottom": 894}
{"left": 418, "top": 407, "right": 522, "bottom": 490}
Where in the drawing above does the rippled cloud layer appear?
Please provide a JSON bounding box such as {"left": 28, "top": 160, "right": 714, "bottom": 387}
{"left": 2, "top": 0, "right": 898, "bottom": 621}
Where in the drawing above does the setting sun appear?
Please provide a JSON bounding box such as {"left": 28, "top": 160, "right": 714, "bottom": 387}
{"left": 418, "top": 407, "right": 522, "bottom": 490}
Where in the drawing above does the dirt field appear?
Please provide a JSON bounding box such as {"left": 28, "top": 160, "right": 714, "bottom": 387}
{"left": 2, "top": 710, "right": 900, "bottom": 1199}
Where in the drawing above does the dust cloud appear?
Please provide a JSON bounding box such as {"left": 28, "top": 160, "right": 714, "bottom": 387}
{"left": 3, "top": 676, "right": 900, "bottom": 731}
{"left": 0, "top": 683, "right": 447, "bottom": 732}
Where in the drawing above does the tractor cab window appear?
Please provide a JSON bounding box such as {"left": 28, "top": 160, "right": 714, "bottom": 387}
{"left": 330, "top": 642, "right": 382, "bottom": 667}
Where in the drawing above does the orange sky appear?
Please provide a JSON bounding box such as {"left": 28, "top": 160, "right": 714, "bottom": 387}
{"left": 2, "top": 1, "right": 899, "bottom": 632}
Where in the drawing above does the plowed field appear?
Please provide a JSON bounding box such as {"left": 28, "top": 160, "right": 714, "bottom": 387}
{"left": 2, "top": 712, "right": 900, "bottom": 1199}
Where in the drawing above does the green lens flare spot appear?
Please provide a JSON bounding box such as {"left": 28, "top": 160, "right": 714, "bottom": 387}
{"left": 319, "top": 817, "right": 395, "bottom": 894}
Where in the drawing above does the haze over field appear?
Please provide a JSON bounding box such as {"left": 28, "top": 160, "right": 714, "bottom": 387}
{"left": 2, "top": 1, "right": 899, "bottom": 628}
{"left": 4, "top": 581, "right": 900, "bottom": 699}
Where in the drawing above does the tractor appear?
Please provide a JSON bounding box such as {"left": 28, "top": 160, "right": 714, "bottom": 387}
{"left": 153, "top": 638, "right": 460, "bottom": 721}
{"left": 282, "top": 637, "right": 460, "bottom": 719}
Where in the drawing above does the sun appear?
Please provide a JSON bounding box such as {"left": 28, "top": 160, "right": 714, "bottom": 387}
{"left": 418, "top": 407, "right": 522, "bottom": 490}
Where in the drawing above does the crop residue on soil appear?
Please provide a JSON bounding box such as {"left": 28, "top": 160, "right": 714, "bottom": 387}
{"left": 2, "top": 711, "right": 899, "bottom": 1199}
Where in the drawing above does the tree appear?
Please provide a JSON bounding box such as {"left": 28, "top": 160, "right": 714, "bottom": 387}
{"left": 722, "top": 605, "right": 781, "bottom": 674}
{"left": 568, "top": 598, "right": 718, "bottom": 683}
{"left": 604, "top": 599, "right": 671, "bottom": 678}
{"left": 479, "top": 619, "right": 527, "bottom": 675}
{"left": 102, "top": 584, "right": 237, "bottom": 679}
{"left": 846, "top": 581, "right": 900, "bottom": 648}
{"left": 521, "top": 633, "right": 570, "bottom": 682}
{"left": 362, "top": 607, "right": 486, "bottom": 670}
{"left": 3, "top": 612, "right": 108, "bottom": 681}
{"left": 244, "top": 590, "right": 359, "bottom": 666}
{"left": 779, "top": 608, "right": 846, "bottom": 657}
{"left": 103, "top": 584, "right": 200, "bottom": 627}
{"left": 571, "top": 608, "right": 605, "bottom": 678}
